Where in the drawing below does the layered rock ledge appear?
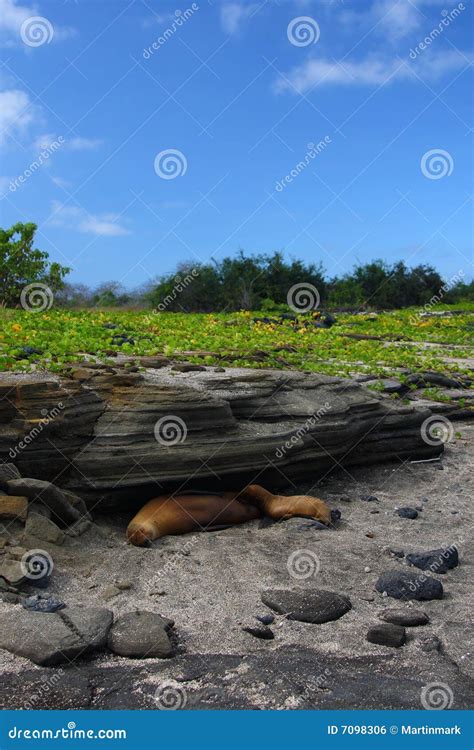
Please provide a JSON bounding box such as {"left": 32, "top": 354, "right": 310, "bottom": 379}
{"left": 0, "top": 367, "right": 443, "bottom": 508}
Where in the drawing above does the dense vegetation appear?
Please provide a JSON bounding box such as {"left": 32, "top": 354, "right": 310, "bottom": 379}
{"left": 1, "top": 223, "right": 472, "bottom": 312}
{"left": 1, "top": 306, "right": 473, "bottom": 382}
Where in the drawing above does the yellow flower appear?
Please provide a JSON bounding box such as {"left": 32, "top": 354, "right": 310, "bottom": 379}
{"left": 12, "top": 323, "right": 22, "bottom": 332}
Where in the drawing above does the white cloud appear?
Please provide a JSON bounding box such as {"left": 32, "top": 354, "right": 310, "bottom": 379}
{"left": 34, "top": 133, "right": 102, "bottom": 152}
{"left": 51, "top": 175, "right": 72, "bottom": 188}
{"left": 0, "top": 0, "right": 75, "bottom": 47}
{"left": 275, "top": 50, "right": 470, "bottom": 93}
{"left": 67, "top": 136, "right": 102, "bottom": 151}
{"left": 220, "top": 2, "right": 256, "bottom": 34}
{"left": 50, "top": 200, "right": 131, "bottom": 237}
{"left": 0, "top": 88, "right": 34, "bottom": 143}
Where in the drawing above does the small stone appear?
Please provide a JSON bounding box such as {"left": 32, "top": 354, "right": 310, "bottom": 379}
{"left": 366, "top": 531, "right": 374, "bottom": 538}
{"left": 171, "top": 364, "right": 206, "bottom": 372}
{"left": 388, "top": 548, "right": 405, "bottom": 558}
{"left": 361, "top": 494, "right": 379, "bottom": 502}
{"left": 243, "top": 625, "right": 274, "bottom": 640}
{"left": 339, "top": 495, "right": 352, "bottom": 503}
{"left": 367, "top": 623, "right": 406, "bottom": 648}
{"left": 375, "top": 570, "right": 443, "bottom": 601}
{"left": 396, "top": 507, "right": 418, "bottom": 519}
{"left": 406, "top": 546, "right": 458, "bottom": 575}
{"left": 115, "top": 580, "right": 132, "bottom": 590}
{"left": 256, "top": 613, "right": 275, "bottom": 625}
{"left": 379, "top": 608, "right": 429, "bottom": 627}
{"left": 25, "top": 513, "right": 65, "bottom": 545}
{"left": 261, "top": 588, "right": 351, "bottom": 624}
{"left": 419, "top": 635, "right": 442, "bottom": 653}
{"left": 364, "top": 566, "right": 371, "bottom": 573}
{"left": 149, "top": 589, "right": 166, "bottom": 597}
{"left": 107, "top": 611, "right": 173, "bottom": 658}
{"left": 214, "top": 367, "right": 225, "bottom": 372}
{"left": 102, "top": 585, "right": 121, "bottom": 601}
{"left": 370, "top": 510, "right": 380, "bottom": 514}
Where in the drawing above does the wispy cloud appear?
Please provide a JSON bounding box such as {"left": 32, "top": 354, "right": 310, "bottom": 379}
{"left": 0, "top": 88, "right": 35, "bottom": 144}
{"left": 50, "top": 200, "right": 131, "bottom": 237}
{"left": 274, "top": 50, "right": 470, "bottom": 93}
{"left": 220, "top": 2, "right": 256, "bottom": 34}
{"left": 34, "top": 133, "right": 102, "bottom": 152}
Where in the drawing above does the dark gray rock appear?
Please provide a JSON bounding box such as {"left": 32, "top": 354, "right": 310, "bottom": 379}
{"left": 378, "top": 608, "right": 429, "bottom": 626}
{"left": 6, "top": 478, "right": 90, "bottom": 527}
{"left": 261, "top": 588, "right": 352, "bottom": 623}
{"left": 0, "top": 370, "right": 443, "bottom": 507}
{"left": 0, "top": 607, "right": 113, "bottom": 666}
{"left": 367, "top": 623, "right": 406, "bottom": 647}
{"left": 107, "top": 611, "right": 173, "bottom": 658}
{"left": 256, "top": 613, "right": 275, "bottom": 625}
{"left": 375, "top": 571, "right": 443, "bottom": 601}
{"left": 0, "top": 462, "right": 21, "bottom": 489}
{"left": 242, "top": 625, "right": 274, "bottom": 640}
{"left": 396, "top": 507, "right": 418, "bottom": 519}
{"left": 25, "top": 513, "right": 65, "bottom": 545}
{"left": 361, "top": 494, "right": 379, "bottom": 502}
{"left": 406, "top": 546, "right": 458, "bottom": 574}
{"left": 418, "top": 635, "right": 442, "bottom": 653}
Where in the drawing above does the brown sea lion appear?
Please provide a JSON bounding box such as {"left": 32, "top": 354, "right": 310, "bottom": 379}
{"left": 126, "top": 484, "right": 333, "bottom": 547}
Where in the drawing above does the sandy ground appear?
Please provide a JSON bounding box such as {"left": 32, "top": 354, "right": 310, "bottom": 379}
{"left": 1, "top": 421, "right": 473, "bottom": 709}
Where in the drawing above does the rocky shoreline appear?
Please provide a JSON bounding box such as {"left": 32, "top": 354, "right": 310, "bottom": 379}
{"left": 0, "top": 368, "right": 473, "bottom": 709}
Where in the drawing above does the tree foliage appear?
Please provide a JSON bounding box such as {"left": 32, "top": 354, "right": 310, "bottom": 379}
{"left": 0, "top": 223, "right": 70, "bottom": 307}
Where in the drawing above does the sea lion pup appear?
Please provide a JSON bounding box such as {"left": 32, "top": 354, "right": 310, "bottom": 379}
{"left": 126, "top": 484, "right": 332, "bottom": 547}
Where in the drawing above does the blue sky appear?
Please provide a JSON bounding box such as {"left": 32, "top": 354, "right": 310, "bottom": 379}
{"left": 0, "top": 0, "right": 472, "bottom": 288}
